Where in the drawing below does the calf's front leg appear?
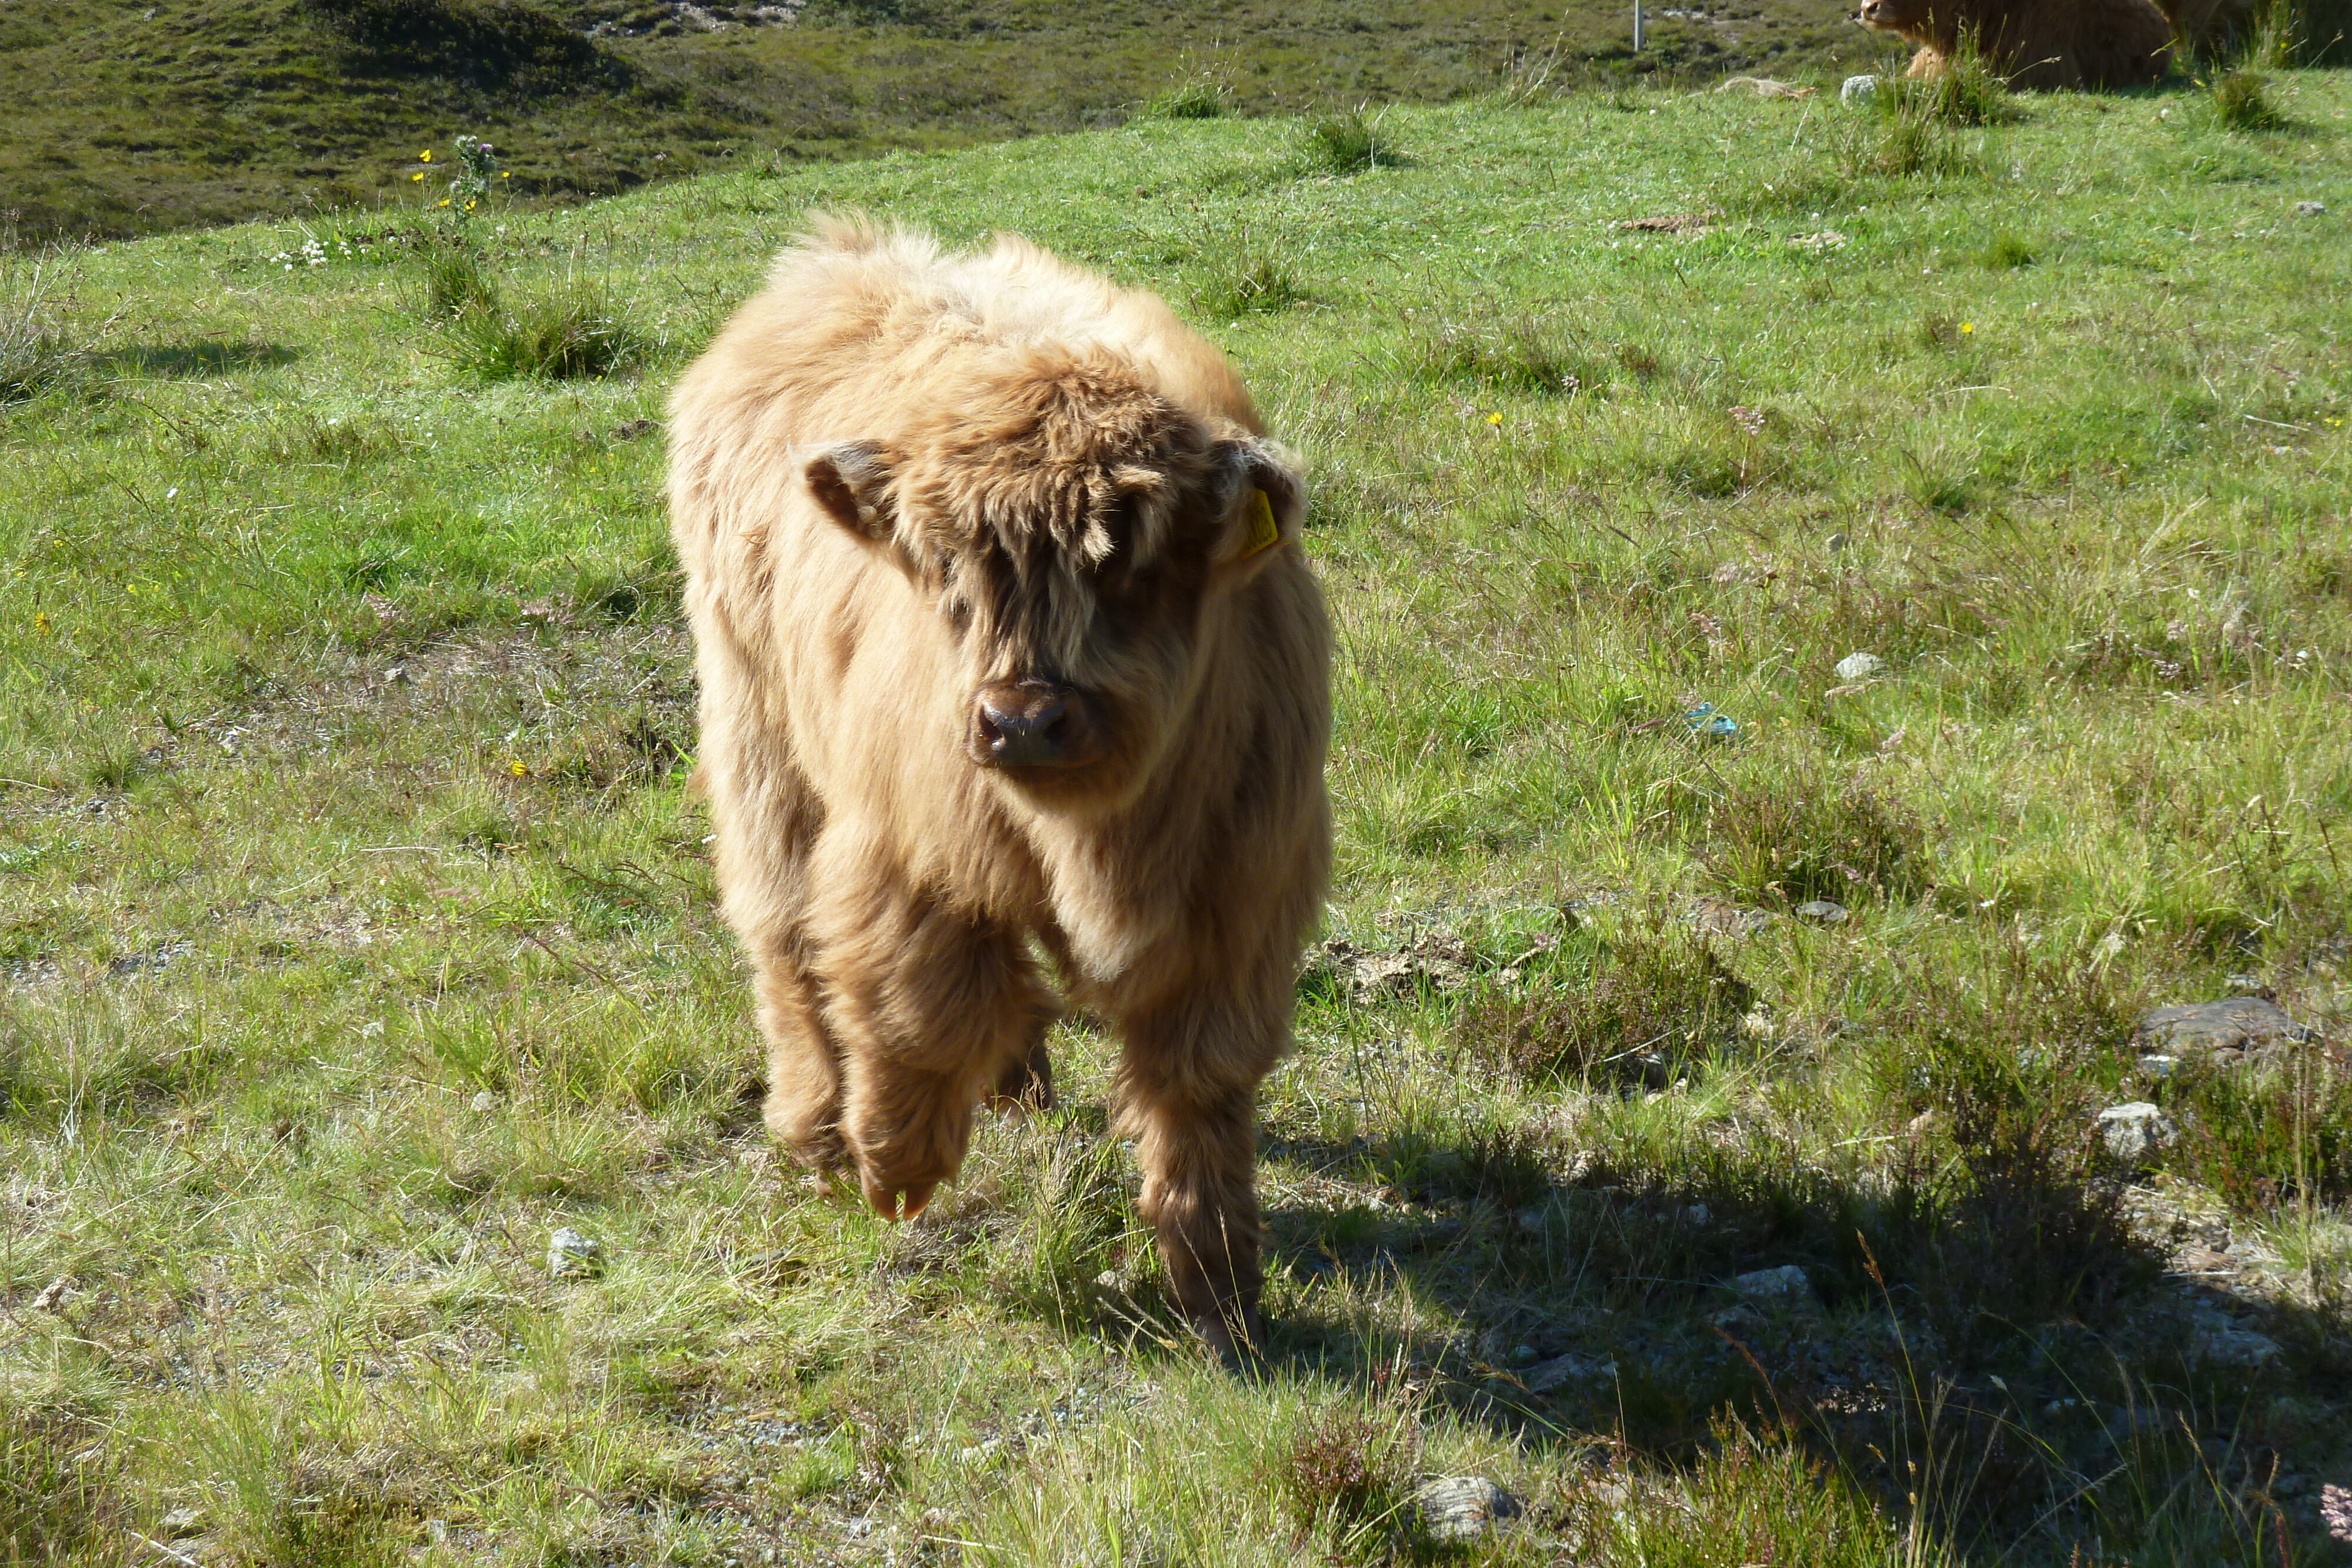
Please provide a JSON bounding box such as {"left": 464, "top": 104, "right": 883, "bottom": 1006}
{"left": 807, "top": 838, "right": 1053, "bottom": 1219}
{"left": 1115, "top": 989, "right": 1285, "bottom": 1360}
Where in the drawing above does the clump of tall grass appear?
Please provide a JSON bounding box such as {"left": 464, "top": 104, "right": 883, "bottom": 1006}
{"left": 2209, "top": 66, "right": 2286, "bottom": 130}
{"left": 1980, "top": 230, "right": 2036, "bottom": 269}
{"left": 0, "top": 250, "right": 88, "bottom": 407}
{"left": 1905, "top": 29, "right": 2020, "bottom": 126}
{"left": 1832, "top": 94, "right": 1973, "bottom": 180}
{"left": 1137, "top": 69, "right": 1230, "bottom": 120}
{"left": 1498, "top": 30, "right": 1572, "bottom": 106}
{"left": 1302, "top": 109, "right": 1399, "bottom": 175}
{"left": 449, "top": 289, "right": 646, "bottom": 380}
{"left": 1193, "top": 232, "right": 1305, "bottom": 317}
{"left": 1391, "top": 313, "right": 1610, "bottom": 396}
{"left": 1703, "top": 777, "right": 1932, "bottom": 908}
{"left": 1828, "top": 34, "right": 2006, "bottom": 180}
{"left": 0, "top": 1405, "right": 125, "bottom": 1561}
{"left": 1459, "top": 925, "right": 1756, "bottom": 1088}
{"left": 420, "top": 240, "right": 497, "bottom": 319}
{"left": 417, "top": 236, "right": 646, "bottom": 380}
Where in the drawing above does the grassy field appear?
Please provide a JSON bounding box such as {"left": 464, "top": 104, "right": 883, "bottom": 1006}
{"left": 5, "top": 56, "right": 2352, "bottom": 1567}
{"left": 0, "top": 0, "right": 1865, "bottom": 242}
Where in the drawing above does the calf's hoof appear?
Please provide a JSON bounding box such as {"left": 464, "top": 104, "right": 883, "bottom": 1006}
{"left": 1191, "top": 1301, "right": 1268, "bottom": 1370}
{"left": 770, "top": 1118, "right": 851, "bottom": 1181}
{"left": 860, "top": 1173, "right": 938, "bottom": 1222}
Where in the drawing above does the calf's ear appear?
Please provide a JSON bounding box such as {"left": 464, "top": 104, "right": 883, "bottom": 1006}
{"left": 1211, "top": 438, "right": 1307, "bottom": 574}
{"left": 804, "top": 441, "right": 899, "bottom": 543}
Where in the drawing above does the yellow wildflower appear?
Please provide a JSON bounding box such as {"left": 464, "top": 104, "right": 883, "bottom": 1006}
{"left": 507, "top": 760, "right": 528, "bottom": 778}
{"left": 419, "top": 150, "right": 433, "bottom": 162}
{"left": 1485, "top": 412, "right": 1502, "bottom": 426}
{"left": 1960, "top": 322, "right": 1976, "bottom": 335}
{"left": 437, "top": 199, "right": 451, "bottom": 208}
{"left": 411, "top": 172, "right": 425, "bottom": 182}
{"left": 34, "top": 612, "right": 51, "bottom": 636}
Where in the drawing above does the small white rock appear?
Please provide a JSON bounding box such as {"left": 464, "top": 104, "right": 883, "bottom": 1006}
{"left": 1834, "top": 651, "right": 1886, "bottom": 682}
{"left": 2097, "top": 1102, "right": 2177, "bottom": 1161}
{"left": 1733, "top": 1264, "right": 1818, "bottom": 1307}
{"left": 470, "top": 1089, "right": 499, "bottom": 1112}
{"left": 1841, "top": 73, "right": 1880, "bottom": 103}
{"left": 547, "top": 1227, "right": 603, "bottom": 1279}
{"left": 2297, "top": 199, "right": 2326, "bottom": 216}
{"left": 1414, "top": 1476, "right": 1523, "bottom": 1542}
{"left": 160, "top": 1506, "right": 205, "bottom": 1537}
{"left": 1795, "top": 900, "right": 1849, "bottom": 925}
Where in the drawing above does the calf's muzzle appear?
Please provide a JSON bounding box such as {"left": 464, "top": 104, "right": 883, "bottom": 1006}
{"left": 968, "top": 679, "right": 1104, "bottom": 770}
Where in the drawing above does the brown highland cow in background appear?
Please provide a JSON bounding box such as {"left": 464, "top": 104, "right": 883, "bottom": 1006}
{"left": 2162, "top": 0, "right": 2259, "bottom": 55}
{"left": 667, "top": 219, "right": 1332, "bottom": 1356}
{"left": 1859, "top": 0, "right": 2174, "bottom": 87}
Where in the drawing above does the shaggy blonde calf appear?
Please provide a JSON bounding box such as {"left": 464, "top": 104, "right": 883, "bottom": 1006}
{"left": 667, "top": 219, "right": 1331, "bottom": 1355}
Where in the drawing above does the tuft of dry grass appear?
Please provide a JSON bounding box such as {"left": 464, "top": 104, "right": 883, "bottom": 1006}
{"left": 1459, "top": 926, "right": 1757, "bottom": 1088}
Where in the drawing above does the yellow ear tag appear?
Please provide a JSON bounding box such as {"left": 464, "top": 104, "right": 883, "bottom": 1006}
{"left": 1240, "top": 489, "right": 1281, "bottom": 559}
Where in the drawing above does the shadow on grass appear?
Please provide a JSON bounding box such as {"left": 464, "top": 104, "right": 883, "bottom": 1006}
{"left": 1255, "top": 1120, "right": 2348, "bottom": 1561}
{"left": 95, "top": 342, "right": 300, "bottom": 377}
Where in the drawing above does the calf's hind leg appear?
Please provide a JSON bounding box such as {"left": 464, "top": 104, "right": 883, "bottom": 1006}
{"left": 807, "top": 837, "right": 1054, "bottom": 1219}
{"left": 694, "top": 671, "right": 848, "bottom": 1174}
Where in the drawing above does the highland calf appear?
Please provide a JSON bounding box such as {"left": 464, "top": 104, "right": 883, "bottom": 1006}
{"left": 1859, "top": 0, "right": 2174, "bottom": 88}
{"left": 667, "top": 220, "right": 1332, "bottom": 1356}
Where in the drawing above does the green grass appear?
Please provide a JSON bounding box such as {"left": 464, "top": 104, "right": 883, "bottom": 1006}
{"left": 0, "top": 0, "right": 1869, "bottom": 243}
{"left": 5, "top": 69, "right": 2352, "bottom": 1566}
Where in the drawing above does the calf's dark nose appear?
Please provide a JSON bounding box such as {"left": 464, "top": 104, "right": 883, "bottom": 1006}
{"left": 975, "top": 681, "right": 1074, "bottom": 767}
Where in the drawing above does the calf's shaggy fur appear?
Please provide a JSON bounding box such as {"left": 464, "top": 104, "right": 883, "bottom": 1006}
{"left": 667, "top": 219, "right": 1332, "bottom": 1354}
{"left": 1859, "top": 0, "right": 2173, "bottom": 88}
